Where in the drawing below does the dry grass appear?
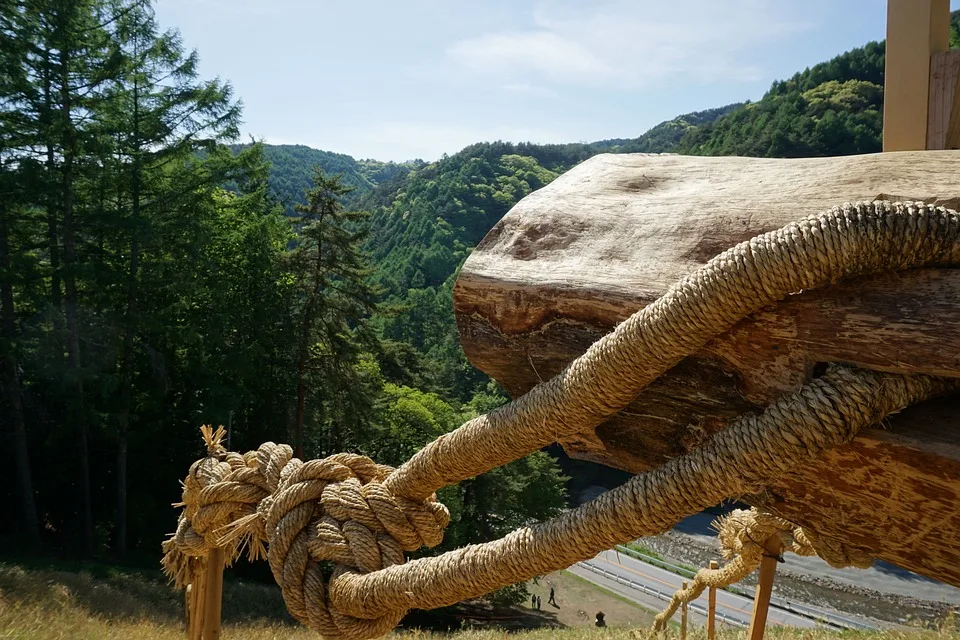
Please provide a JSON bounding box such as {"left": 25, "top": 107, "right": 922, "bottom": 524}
{"left": 0, "top": 561, "right": 957, "bottom": 640}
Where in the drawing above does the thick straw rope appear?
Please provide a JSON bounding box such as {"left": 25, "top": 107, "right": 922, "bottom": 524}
{"left": 163, "top": 201, "right": 960, "bottom": 640}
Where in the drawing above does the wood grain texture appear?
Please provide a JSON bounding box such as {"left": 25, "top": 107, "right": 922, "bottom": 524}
{"left": 454, "top": 152, "right": 960, "bottom": 586}
{"left": 927, "top": 50, "right": 960, "bottom": 149}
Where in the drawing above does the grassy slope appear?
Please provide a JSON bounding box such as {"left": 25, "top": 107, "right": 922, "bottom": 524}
{"left": 2, "top": 561, "right": 958, "bottom": 640}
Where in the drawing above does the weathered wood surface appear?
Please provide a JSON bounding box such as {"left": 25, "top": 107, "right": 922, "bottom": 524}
{"left": 453, "top": 152, "right": 960, "bottom": 586}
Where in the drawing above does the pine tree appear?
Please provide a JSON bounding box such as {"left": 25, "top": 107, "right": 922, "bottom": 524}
{"left": 289, "top": 170, "right": 381, "bottom": 458}
{"left": 8, "top": 0, "right": 118, "bottom": 555}
{"left": 100, "top": 0, "right": 240, "bottom": 555}
{"left": 0, "top": 0, "right": 41, "bottom": 543}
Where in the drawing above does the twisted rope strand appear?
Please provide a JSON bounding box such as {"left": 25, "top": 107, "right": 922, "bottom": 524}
{"left": 385, "top": 201, "right": 960, "bottom": 500}
{"left": 327, "top": 368, "right": 956, "bottom": 623}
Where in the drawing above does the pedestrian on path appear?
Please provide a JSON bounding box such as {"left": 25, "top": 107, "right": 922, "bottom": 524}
{"left": 548, "top": 586, "right": 557, "bottom": 606}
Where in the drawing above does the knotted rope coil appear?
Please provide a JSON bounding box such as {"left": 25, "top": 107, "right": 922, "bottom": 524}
{"left": 164, "top": 201, "right": 960, "bottom": 640}
{"left": 650, "top": 507, "right": 874, "bottom": 632}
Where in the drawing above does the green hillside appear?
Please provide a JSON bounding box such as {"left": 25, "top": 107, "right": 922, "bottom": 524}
{"left": 231, "top": 143, "right": 418, "bottom": 214}
{"left": 676, "top": 42, "right": 885, "bottom": 157}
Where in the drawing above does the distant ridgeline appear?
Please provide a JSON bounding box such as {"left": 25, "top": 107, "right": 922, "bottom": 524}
{"left": 228, "top": 144, "right": 419, "bottom": 214}
{"left": 246, "top": 21, "right": 960, "bottom": 406}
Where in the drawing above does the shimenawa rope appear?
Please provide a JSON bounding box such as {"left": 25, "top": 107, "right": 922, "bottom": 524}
{"left": 163, "top": 201, "right": 960, "bottom": 640}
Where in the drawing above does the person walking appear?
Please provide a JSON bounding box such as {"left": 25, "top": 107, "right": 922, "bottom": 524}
{"left": 548, "top": 586, "right": 557, "bottom": 606}
{"left": 531, "top": 594, "right": 537, "bottom": 609}
{"left": 536, "top": 595, "right": 541, "bottom": 610}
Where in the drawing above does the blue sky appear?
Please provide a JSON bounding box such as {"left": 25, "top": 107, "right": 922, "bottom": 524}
{"left": 154, "top": 0, "right": 958, "bottom": 162}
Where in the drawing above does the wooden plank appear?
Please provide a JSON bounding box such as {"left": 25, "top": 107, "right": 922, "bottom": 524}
{"left": 927, "top": 51, "right": 960, "bottom": 149}
{"left": 746, "top": 535, "right": 784, "bottom": 640}
{"left": 883, "top": 0, "right": 950, "bottom": 151}
{"left": 680, "top": 580, "right": 688, "bottom": 640}
{"left": 708, "top": 561, "right": 718, "bottom": 640}
{"left": 202, "top": 549, "right": 225, "bottom": 640}
{"left": 946, "top": 55, "right": 960, "bottom": 150}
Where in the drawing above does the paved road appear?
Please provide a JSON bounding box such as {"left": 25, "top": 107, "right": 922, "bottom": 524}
{"left": 571, "top": 549, "right": 826, "bottom": 629}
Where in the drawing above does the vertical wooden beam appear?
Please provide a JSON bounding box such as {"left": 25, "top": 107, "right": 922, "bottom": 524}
{"left": 202, "top": 548, "right": 225, "bottom": 640}
{"left": 883, "top": 0, "right": 950, "bottom": 151}
{"left": 680, "top": 580, "right": 688, "bottom": 640}
{"left": 926, "top": 51, "right": 960, "bottom": 148}
{"left": 185, "top": 584, "right": 191, "bottom": 632}
{"left": 746, "top": 535, "right": 784, "bottom": 640}
{"left": 188, "top": 559, "right": 207, "bottom": 640}
{"left": 707, "top": 560, "right": 719, "bottom": 640}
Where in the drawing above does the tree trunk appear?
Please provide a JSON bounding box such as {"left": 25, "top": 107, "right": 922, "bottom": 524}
{"left": 294, "top": 374, "right": 306, "bottom": 459}
{"left": 293, "top": 220, "right": 325, "bottom": 460}
{"left": 115, "top": 78, "right": 142, "bottom": 558}
{"left": 116, "top": 227, "right": 136, "bottom": 555}
{"left": 44, "top": 51, "right": 63, "bottom": 335}
{"left": 60, "top": 49, "right": 93, "bottom": 557}
{"left": 0, "top": 210, "right": 40, "bottom": 542}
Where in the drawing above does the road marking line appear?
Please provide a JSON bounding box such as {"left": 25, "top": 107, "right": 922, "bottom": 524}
{"left": 596, "top": 552, "right": 789, "bottom": 627}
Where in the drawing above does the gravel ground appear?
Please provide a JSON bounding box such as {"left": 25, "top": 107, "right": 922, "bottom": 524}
{"left": 637, "top": 511, "right": 960, "bottom": 627}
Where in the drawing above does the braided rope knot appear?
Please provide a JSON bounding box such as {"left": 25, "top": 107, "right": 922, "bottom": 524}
{"left": 652, "top": 507, "right": 875, "bottom": 632}
{"left": 163, "top": 439, "right": 450, "bottom": 640}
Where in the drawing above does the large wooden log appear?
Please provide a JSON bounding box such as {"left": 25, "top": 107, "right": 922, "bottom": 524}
{"left": 453, "top": 152, "right": 960, "bottom": 586}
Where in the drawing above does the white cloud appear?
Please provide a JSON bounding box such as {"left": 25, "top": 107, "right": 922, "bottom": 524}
{"left": 446, "top": 0, "right": 814, "bottom": 88}
{"left": 449, "top": 31, "right": 613, "bottom": 84}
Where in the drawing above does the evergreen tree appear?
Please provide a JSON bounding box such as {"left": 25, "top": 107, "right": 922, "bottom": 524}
{"left": 1, "top": 0, "right": 37, "bottom": 543}
{"left": 288, "top": 169, "right": 381, "bottom": 458}
{"left": 99, "top": 0, "right": 240, "bottom": 555}
{"left": 9, "top": 0, "right": 119, "bottom": 556}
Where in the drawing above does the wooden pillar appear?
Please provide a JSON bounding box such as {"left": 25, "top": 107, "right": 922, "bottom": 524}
{"left": 707, "top": 560, "right": 718, "bottom": 640}
{"left": 883, "top": 0, "right": 950, "bottom": 151}
{"left": 746, "top": 535, "right": 784, "bottom": 640}
{"left": 680, "top": 580, "right": 688, "bottom": 640}
{"left": 202, "top": 548, "right": 225, "bottom": 640}
{"left": 188, "top": 559, "right": 207, "bottom": 640}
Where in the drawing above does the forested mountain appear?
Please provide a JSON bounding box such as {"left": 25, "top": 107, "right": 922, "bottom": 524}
{"left": 229, "top": 144, "right": 418, "bottom": 214}
{"left": 337, "top": 36, "right": 895, "bottom": 403}
{"left": 676, "top": 43, "right": 886, "bottom": 157}
{"left": 676, "top": 11, "right": 960, "bottom": 157}
{"left": 593, "top": 103, "right": 743, "bottom": 153}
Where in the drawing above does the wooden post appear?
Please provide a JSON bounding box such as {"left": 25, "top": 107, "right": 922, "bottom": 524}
{"left": 680, "top": 580, "right": 688, "bottom": 640}
{"left": 747, "top": 535, "right": 784, "bottom": 640}
{"left": 202, "top": 548, "right": 225, "bottom": 640}
{"left": 926, "top": 51, "right": 960, "bottom": 148}
{"left": 707, "top": 560, "right": 718, "bottom": 640}
{"left": 188, "top": 559, "right": 207, "bottom": 640}
{"left": 883, "top": 0, "right": 950, "bottom": 151}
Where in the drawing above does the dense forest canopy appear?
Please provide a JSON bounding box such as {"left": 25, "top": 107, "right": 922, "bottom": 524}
{"left": 3, "top": 0, "right": 958, "bottom": 606}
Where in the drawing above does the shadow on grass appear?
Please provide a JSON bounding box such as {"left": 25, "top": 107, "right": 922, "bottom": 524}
{"left": 403, "top": 601, "right": 565, "bottom": 633}
{"left": 0, "top": 557, "right": 569, "bottom": 633}
{"left": 0, "top": 558, "right": 297, "bottom": 626}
